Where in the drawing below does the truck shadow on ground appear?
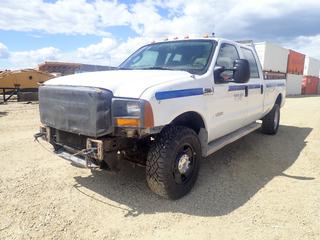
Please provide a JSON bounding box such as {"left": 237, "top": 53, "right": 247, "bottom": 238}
{"left": 0, "top": 111, "right": 8, "bottom": 117}
{"left": 74, "top": 125, "right": 313, "bottom": 217}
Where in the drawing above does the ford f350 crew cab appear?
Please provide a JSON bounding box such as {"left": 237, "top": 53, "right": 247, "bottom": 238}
{"left": 36, "top": 38, "right": 285, "bottom": 199}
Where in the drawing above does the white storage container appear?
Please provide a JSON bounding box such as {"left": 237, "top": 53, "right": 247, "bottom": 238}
{"left": 286, "top": 74, "right": 303, "bottom": 95}
{"left": 303, "top": 56, "right": 320, "bottom": 77}
{"left": 254, "top": 42, "right": 289, "bottom": 73}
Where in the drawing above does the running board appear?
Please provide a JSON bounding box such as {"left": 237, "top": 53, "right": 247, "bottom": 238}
{"left": 205, "top": 122, "right": 261, "bottom": 157}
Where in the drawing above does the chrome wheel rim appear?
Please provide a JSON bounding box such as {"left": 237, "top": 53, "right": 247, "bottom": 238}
{"left": 173, "top": 144, "right": 195, "bottom": 184}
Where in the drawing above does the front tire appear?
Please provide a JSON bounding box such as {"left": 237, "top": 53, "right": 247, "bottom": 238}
{"left": 261, "top": 103, "right": 280, "bottom": 135}
{"left": 146, "top": 126, "right": 201, "bottom": 199}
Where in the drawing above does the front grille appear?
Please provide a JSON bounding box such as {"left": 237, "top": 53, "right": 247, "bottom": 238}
{"left": 39, "top": 85, "right": 113, "bottom": 137}
{"left": 55, "top": 129, "right": 87, "bottom": 150}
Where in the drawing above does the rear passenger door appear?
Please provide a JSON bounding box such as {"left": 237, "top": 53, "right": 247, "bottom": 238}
{"left": 240, "top": 47, "right": 264, "bottom": 123}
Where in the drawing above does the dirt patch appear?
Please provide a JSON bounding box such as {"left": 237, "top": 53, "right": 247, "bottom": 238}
{"left": 0, "top": 97, "right": 319, "bottom": 240}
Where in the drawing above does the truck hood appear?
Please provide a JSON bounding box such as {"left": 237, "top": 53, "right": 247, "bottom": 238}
{"left": 44, "top": 70, "right": 193, "bottom": 98}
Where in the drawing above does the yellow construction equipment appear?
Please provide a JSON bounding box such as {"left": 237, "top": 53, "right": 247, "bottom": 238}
{"left": 0, "top": 69, "right": 54, "bottom": 89}
{"left": 0, "top": 69, "right": 54, "bottom": 103}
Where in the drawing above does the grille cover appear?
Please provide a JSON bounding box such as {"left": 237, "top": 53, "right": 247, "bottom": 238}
{"left": 39, "top": 85, "right": 113, "bottom": 137}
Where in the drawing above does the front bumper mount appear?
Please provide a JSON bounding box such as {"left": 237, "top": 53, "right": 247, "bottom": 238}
{"left": 35, "top": 126, "right": 105, "bottom": 168}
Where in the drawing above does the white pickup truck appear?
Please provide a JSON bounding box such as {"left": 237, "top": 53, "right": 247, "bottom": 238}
{"left": 36, "top": 37, "right": 286, "bottom": 199}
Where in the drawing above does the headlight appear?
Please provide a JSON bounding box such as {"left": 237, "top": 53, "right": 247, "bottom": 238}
{"left": 126, "top": 102, "right": 141, "bottom": 116}
{"left": 112, "top": 99, "right": 141, "bottom": 117}
{"left": 112, "top": 98, "right": 154, "bottom": 128}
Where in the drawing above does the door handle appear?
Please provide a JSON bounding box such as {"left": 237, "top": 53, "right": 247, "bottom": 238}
{"left": 260, "top": 85, "right": 264, "bottom": 94}
{"left": 244, "top": 86, "right": 248, "bottom": 97}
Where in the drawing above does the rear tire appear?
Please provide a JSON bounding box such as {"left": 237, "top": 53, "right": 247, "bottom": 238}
{"left": 146, "top": 126, "right": 201, "bottom": 199}
{"left": 261, "top": 104, "right": 280, "bottom": 135}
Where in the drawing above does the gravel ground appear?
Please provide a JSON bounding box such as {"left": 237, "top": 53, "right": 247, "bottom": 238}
{"left": 0, "top": 96, "right": 319, "bottom": 240}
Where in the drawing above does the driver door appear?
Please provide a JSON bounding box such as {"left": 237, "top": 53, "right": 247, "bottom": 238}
{"left": 208, "top": 42, "right": 249, "bottom": 141}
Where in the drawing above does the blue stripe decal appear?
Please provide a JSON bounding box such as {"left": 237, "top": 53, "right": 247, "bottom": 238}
{"left": 229, "top": 83, "right": 286, "bottom": 91}
{"left": 155, "top": 83, "right": 285, "bottom": 100}
{"left": 155, "top": 88, "right": 204, "bottom": 100}
{"left": 248, "top": 84, "right": 261, "bottom": 89}
{"left": 228, "top": 85, "right": 246, "bottom": 91}
{"left": 266, "top": 83, "right": 285, "bottom": 88}
{"left": 228, "top": 84, "right": 261, "bottom": 91}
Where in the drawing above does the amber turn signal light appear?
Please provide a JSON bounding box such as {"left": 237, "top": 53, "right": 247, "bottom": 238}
{"left": 144, "top": 101, "right": 154, "bottom": 128}
{"left": 116, "top": 118, "right": 140, "bottom": 127}
{"left": 114, "top": 101, "right": 154, "bottom": 128}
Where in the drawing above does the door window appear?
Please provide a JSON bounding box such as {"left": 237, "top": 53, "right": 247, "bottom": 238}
{"left": 215, "top": 43, "right": 240, "bottom": 82}
{"left": 241, "top": 48, "right": 260, "bottom": 78}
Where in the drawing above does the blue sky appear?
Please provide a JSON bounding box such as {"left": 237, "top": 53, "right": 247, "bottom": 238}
{"left": 1, "top": 0, "right": 320, "bottom": 70}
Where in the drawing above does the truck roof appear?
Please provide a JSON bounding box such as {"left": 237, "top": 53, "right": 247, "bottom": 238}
{"left": 150, "top": 37, "right": 254, "bottom": 49}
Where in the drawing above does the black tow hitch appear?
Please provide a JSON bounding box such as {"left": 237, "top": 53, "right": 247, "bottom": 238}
{"left": 34, "top": 125, "right": 50, "bottom": 142}
{"left": 34, "top": 132, "right": 46, "bottom": 141}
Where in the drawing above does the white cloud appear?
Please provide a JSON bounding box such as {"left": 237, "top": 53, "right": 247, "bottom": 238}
{"left": 0, "top": 42, "right": 10, "bottom": 59}
{"left": 0, "top": 36, "right": 152, "bottom": 70}
{"left": 284, "top": 35, "right": 320, "bottom": 59}
{"left": 77, "top": 38, "right": 117, "bottom": 61}
{"left": 9, "top": 47, "right": 60, "bottom": 69}
{"left": 94, "top": 0, "right": 131, "bottom": 26}
{"left": 130, "top": 1, "right": 163, "bottom": 35}
{"left": 1, "top": 0, "right": 320, "bottom": 70}
{"left": 75, "top": 36, "right": 152, "bottom": 66}
{"left": 1, "top": 0, "right": 320, "bottom": 39}
{"left": 109, "top": 37, "right": 153, "bottom": 65}
{"left": 0, "top": 0, "right": 131, "bottom": 35}
{"left": 132, "top": 0, "right": 320, "bottom": 39}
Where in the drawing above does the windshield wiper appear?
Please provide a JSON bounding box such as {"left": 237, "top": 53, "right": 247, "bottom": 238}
{"left": 139, "top": 67, "right": 174, "bottom": 71}
{"left": 117, "top": 67, "right": 132, "bottom": 70}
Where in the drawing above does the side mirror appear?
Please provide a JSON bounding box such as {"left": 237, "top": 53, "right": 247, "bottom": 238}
{"left": 214, "top": 66, "right": 225, "bottom": 82}
{"left": 233, "top": 59, "right": 250, "bottom": 83}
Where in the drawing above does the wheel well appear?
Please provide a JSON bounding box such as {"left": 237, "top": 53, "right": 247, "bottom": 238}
{"left": 170, "top": 111, "right": 205, "bottom": 134}
{"left": 276, "top": 94, "right": 282, "bottom": 106}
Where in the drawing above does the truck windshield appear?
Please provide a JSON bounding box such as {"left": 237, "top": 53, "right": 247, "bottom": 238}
{"left": 119, "top": 40, "right": 216, "bottom": 75}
